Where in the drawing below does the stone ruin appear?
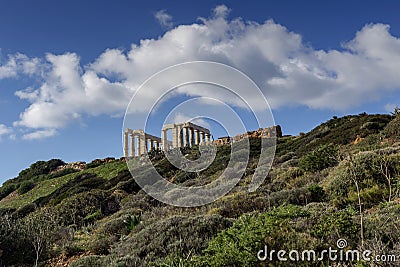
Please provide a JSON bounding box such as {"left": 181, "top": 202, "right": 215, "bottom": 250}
{"left": 124, "top": 123, "right": 282, "bottom": 157}
{"left": 232, "top": 125, "right": 282, "bottom": 142}
{"left": 124, "top": 122, "right": 211, "bottom": 158}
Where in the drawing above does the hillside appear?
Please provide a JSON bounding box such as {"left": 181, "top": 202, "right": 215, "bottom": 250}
{"left": 1, "top": 113, "right": 400, "bottom": 266}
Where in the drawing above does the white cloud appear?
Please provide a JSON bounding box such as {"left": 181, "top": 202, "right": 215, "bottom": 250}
{"left": 385, "top": 103, "right": 398, "bottom": 113}
{"left": 0, "top": 124, "right": 12, "bottom": 140}
{"left": 0, "top": 57, "right": 17, "bottom": 79}
{"left": 0, "top": 53, "right": 42, "bottom": 79}
{"left": 154, "top": 10, "right": 173, "bottom": 29}
{"left": 14, "top": 53, "right": 132, "bottom": 130}
{"left": 22, "top": 129, "right": 57, "bottom": 140}
{"left": 171, "top": 112, "right": 211, "bottom": 130}
{"left": 212, "top": 4, "right": 230, "bottom": 18}
{"left": 7, "top": 5, "right": 400, "bottom": 138}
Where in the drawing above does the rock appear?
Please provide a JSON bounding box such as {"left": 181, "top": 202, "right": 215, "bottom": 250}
{"left": 232, "top": 125, "right": 282, "bottom": 142}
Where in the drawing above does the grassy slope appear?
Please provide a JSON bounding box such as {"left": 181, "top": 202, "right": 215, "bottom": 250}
{"left": 0, "top": 161, "right": 127, "bottom": 209}
{"left": 0, "top": 113, "right": 399, "bottom": 266}
{"left": 1, "top": 114, "right": 390, "bottom": 210}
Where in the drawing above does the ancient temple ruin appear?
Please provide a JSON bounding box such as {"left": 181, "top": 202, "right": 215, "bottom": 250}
{"left": 123, "top": 129, "right": 162, "bottom": 158}
{"left": 161, "top": 122, "right": 211, "bottom": 150}
{"left": 124, "top": 122, "right": 211, "bottom": 158}
{"left": 124, "top": 123, "right": 282, "bottom": 157}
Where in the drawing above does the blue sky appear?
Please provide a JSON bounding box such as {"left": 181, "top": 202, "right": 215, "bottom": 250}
{"left": 1, "top": 0, "right": 400, "bottom": 184}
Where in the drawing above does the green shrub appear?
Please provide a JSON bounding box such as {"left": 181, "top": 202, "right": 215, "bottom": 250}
{"left": 202, "top": 205, "right": 314, "bottom": 266}
{"left": 311, "top": 208, "right": 359, "bottom": 246}
{"left": 299, "top": 144, "right": 339, "bottom": 173}
{"left": 211, "top": 192, "right": 271, "bottom": 218}
{"left": 86, "top": 161, "right": 102, "bottom": 169}
{"left": 14, "top": 203, "right": 36, "bottom": 218}
{"left": 269, "top": 187, "right": 310, "bottom": 206}
{"left": 17, "top": 159, "right": 65, "bottom": 181}
{"left": 99, "top": 216, "right": 130, "bottom": 236}
{"left": 84, "top": 209, "right": 102, "bottom": 223}
{"left": 327, "top": 150, "right": 400, "bottom": 207}
{"left": 124, "top": 214, "right": 142, "bottom": 232}
{"left": 88, "top": 234, "right": 117, "bottom": 255}
{"left": 17, "top": 180, "right": 35, "bottom": 194}
{"left": 110, "top": 214, "right": 232, "bottom": 267}
{"left": 69, "top": 255, "right": 106, "bottom": 267}
{"left": 47, "top": 168, "right": 78, "bottom": 179}
{"left": 34, "top": 173, "right": 107, "bottom": 206}
{"left": 52, "top": 190, "right": 109, "bottom": 227}
{"left": 0, "top": 183, "right": 16, "bottom": 200}
{"left": 307, "top": 184, "right": 325, "bottom": 202}
{"left": 384, "top": 114, "right": 400, "bottom": 140}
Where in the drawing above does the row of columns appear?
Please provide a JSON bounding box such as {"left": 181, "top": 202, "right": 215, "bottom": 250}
{"left": 162, "top": 122, "right": 211, "bottom": 151}
{"left": 124, "top": 129, "right": 161, "bottom": 158}
{"left": 124, "top": 122, "right": 212, "bottom": 157}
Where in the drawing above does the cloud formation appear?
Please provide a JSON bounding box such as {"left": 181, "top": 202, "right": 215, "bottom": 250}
{"left": 154, "top": 10, "right": 173, "bottom": 29}
{"left": 0, "top": 124, "right": 12, "bottom": 140}
{"left": 0, "top": 53, "right": 42, "bottom": 79}
{"left": 2, "top": 5, "right": 400, "bottom": 139}
{"left": 22, "top": 129, "right": 57, "bottom": 140}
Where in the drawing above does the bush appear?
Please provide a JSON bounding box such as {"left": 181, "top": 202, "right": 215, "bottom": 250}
{"left": 384, "top": 114, "right": 400, "bottom": 140}
{"left": 307, "top": 184, "right": 325, "bottom": 202}
{"left": 18, "top": 159, "right": 65, "bottom": 181}
{"left": 53, "top": 190, "right": 109, "bottom": 227}
{"left": 69, "top": 255, "right": 107, "bottom": 267}
{"left": 269, "top": 187, "right": 310, "bottom": 206}
{"left": 299, "top": 144, "right": 339, "bottom": 173}
{"left": 0, "top": 183, "right": 16, "bottom": 200}
{"left": 202, "top": 205, "right": 315, "bottom": 266}
{"left": 110, "top": 215, "right": 232, "bottom": 266}
{"left": 98, "top": 216, "right": 130, "bottom": 236}
{"left": 85, "top": 161, "right": 102, "bottom": 169}
{"left": 311, "top": 208, "right": 359, "bottom": 246}
{"left": 34, "top": 173, "right": 107, "bottom": 206}
{"left": 47, "top": 168, "right": 78, "bottom": 179}
{"left": 88, "top": 234, "right": 117, "bottom": 255}
{"left": 17, "top": 180, "right": 35, "bottom": 194}
{"left": 14, "top": 203, "right": 36, "bottom": 218}
{"left": 211, "top": 192, "right": 271, "bottom": 218}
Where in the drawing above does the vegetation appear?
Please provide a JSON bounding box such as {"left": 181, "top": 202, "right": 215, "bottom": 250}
{"left": 0, "top": 112, "right": 400, "bottom": 266}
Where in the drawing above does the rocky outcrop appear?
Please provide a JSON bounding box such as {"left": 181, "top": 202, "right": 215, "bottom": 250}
{"left": 214, "top": 136, "right": 232, "bottom": 146}
{"left": 233, "top": 125, "right": 282, "bottom": 142}
{"left": 90, "top": 157, "right": 116, "bottom": 165}
{"left": 53, "top": 162, "right": 86, "bottom": 173}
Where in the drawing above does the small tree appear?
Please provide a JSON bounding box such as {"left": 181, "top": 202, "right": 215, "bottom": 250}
{"left": 22, "top": 208, "right": 60, "bottom": 267}
{"left": 0, "top": 213, "right": 13, "bottom": 255}
{"left": 384, "top": 108, "right": 400, "bottom": 139}
{"left": 344, "top": 155, "right": 364, "bottom": 246}
{"left": 390, "top": 106, "right": 400, "bottom": 116}
{"left": 373, "top": 152, "right": 400, "bottom": 203}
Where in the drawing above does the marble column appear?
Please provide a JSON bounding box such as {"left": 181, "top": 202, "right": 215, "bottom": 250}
{"left": 162, "top": 130, "right": 167, "bottom": 151}
{"left": 206, "top": 133, "right": 210, "bottom": 142}
{"left": 184, "top": 127, "right": 189, "bottom": 146}
{"left": 177, "top": 125, "right": 182, "bottom": 148}
{"left": 179, "top": 126, "right": 184, "bottom": 147}
{"left": 139, "top": 134, "right": 146, "bottom": 155}
{"left": 124, "top": 132, "right": 129, "bottom": 157}
{"left": 201, "top": 132, "right": 205, "bottom": 143}
{"left": 190, "top": 128, "right": 195, "bottom": 146}
{"left": 172, "top": 127, "right": 178, "bottom": 148}
{"left": 195, "top": 130, "right": 200, "bottom": 145}
{"left": 130, "top": 134, "right": 135, "bottom": 157}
